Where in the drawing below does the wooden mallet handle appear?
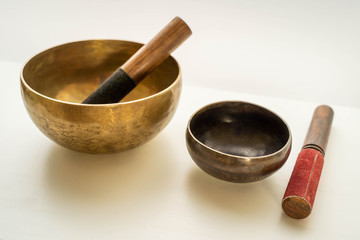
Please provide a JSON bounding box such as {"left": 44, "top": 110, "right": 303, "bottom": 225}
{"left": 282, "top": 105, "right": 334, "bottom": 219}
{"left": 122, "top": 17, "right": 192, "bottom": 84}
{"left": 83, "top": 17, "right": 191, "bottom": 104}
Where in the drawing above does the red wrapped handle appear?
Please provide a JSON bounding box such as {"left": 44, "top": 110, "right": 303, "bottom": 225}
{"left": 282, "top": 148, "right": 324, "bottom": 219}
{"left": 282, "top": 105, "right": 333, "bottom": 219}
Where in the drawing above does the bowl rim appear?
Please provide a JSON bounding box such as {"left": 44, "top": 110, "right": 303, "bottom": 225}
{"left": 186, "top": 100, "right": 292, "bottom": 159}
{"left": 20, "top": 39, "right": 182, "bottom": 107}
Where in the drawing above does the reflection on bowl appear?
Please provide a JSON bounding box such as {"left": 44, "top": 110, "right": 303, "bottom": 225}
{"left": 186, "top": 101, "right": 292, "bottom": 183}
{"left": 21, "top": 40, "right": 182, "bottom": 153}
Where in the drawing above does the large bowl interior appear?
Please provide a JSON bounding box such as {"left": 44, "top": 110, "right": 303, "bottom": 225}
{"left": 22, "top": 40, "right": 179, "bottom": 103}
{"left": 189, "top": 102, "right": 290, "bottom": 158}
{"left": 20, "top": 40, "right": 181, "bottom": 153}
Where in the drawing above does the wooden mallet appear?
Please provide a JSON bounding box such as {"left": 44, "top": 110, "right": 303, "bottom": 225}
{"left": 282, "top": 105, "right": 334, "bottom": 219}
{"left": 82, "top": 17, "right": 192, "bottom": 104}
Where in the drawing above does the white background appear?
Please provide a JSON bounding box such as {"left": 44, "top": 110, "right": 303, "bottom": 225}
{"left": 1, "top": 0, "right": 360, "bottom": 107}
{"left": 1, "top": 0, "right": 360, "bottom": 239}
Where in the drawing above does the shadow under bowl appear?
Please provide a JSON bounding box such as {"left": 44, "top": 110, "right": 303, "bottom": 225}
{"left": 21, "top": 40, "right": 182, "bottom": 153}
{"left": 186, "top": 101, "right": 292, "bottom": 183}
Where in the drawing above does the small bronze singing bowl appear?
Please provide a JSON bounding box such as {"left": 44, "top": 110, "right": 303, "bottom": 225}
{"left": 186, "top": 101, "right": 292, "bottom": 183}
{"left": 21, "top": 40, "right": 181, "bottom": 153}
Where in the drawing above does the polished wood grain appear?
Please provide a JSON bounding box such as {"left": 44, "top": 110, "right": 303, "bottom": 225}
{"left": 282, "top": 196, "right": 312, "bottom": 219}
{"left": 121, "top": 17, "right": 192, "bottom": 84}
{"left": 303, "top": 105, "right": 334, "bottom": 155}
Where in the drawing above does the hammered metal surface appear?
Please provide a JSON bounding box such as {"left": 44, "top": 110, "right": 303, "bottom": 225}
{"left": 21, "top": 40, "right": 181, "bottom": 153}
{"left": 186, "top": 101, "right": 292, "bottom": 183}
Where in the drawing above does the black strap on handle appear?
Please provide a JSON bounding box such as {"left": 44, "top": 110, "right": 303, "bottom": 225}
{"left": 82, "top": 68, "right": 136, "bottom": 104}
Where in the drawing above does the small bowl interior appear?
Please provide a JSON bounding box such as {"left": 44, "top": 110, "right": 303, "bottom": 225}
{"left": 22, "top": 40, "right": 179, "bottom": 103}
{"left": 189, "top": 102, "right": 290, "bottom": 157}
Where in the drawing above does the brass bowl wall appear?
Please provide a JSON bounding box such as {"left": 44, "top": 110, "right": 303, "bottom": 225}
{"left": 186, "top": 101, "right": 292, "bottom": 183}
{"left": 21, "top": 40, "right": 181, "bottom": 153}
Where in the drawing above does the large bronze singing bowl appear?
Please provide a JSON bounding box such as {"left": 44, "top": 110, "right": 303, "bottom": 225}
{"left": 21, "top": 40, "right": 181, "bottom": 153}
{"left": 186, "top": 101, "right": 292, "bottom": 183}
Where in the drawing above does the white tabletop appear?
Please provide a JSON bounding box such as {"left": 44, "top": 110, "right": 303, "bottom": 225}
{"left": 0, "top": 60, "right": 359, "bottom": 239}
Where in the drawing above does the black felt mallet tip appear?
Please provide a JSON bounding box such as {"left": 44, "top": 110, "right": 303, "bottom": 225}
{"left": 82, "top": 68, "right": 135, "bottom": 104}
{"left": 82, "top": 17, "right": 192, "bottom": 104}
